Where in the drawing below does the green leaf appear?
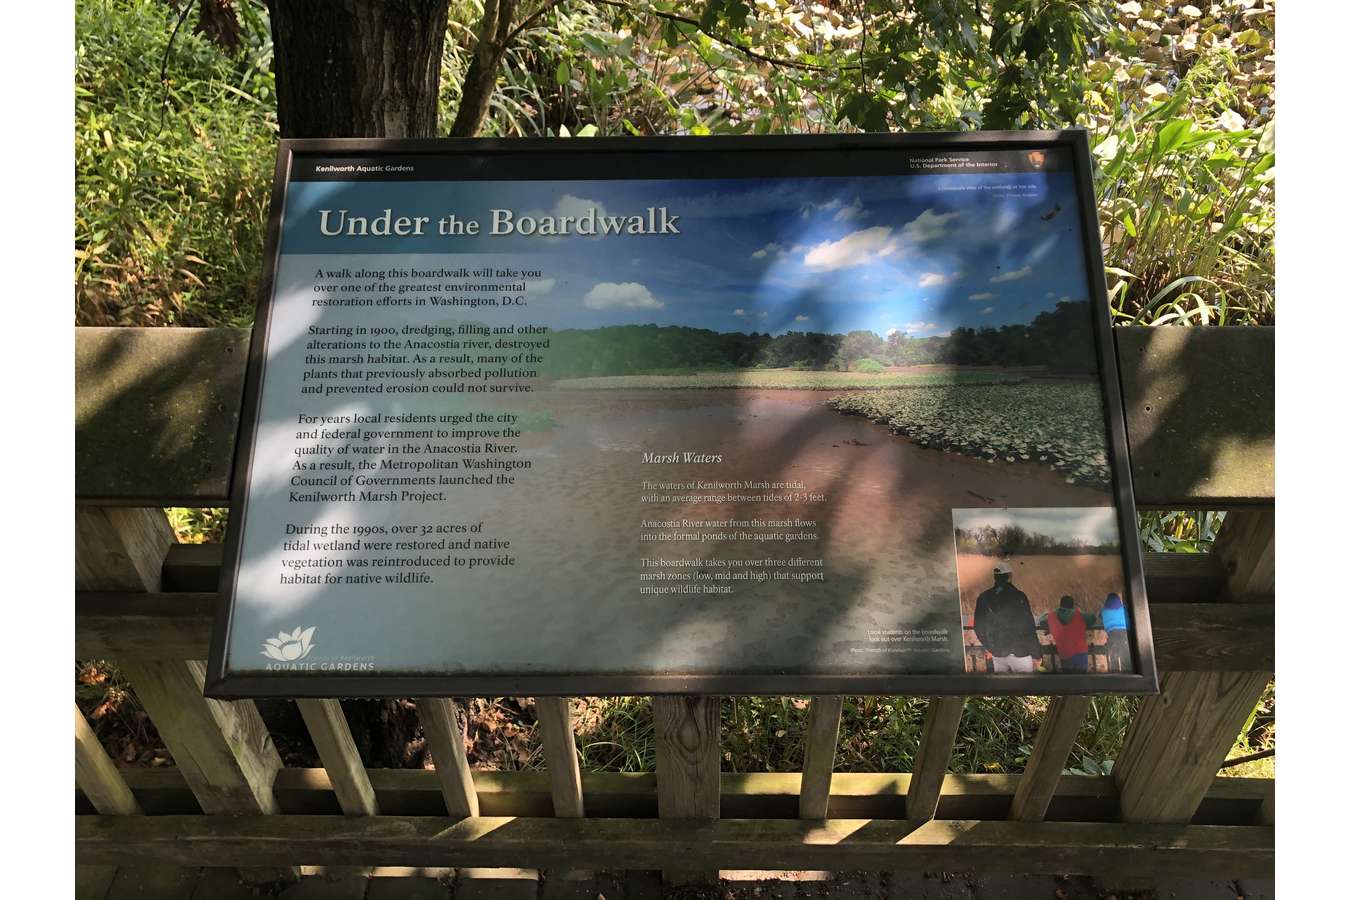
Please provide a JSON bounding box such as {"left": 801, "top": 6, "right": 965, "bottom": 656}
{"left": 555, "top": 61, "right": 570, "bottom": 86}
{"left": 1154, "top": 119, "right": 1192, "bottom": 156}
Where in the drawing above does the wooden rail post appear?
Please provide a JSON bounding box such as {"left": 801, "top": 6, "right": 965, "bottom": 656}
{"left": 907, "top": 697, "right": 964, "bottom": 822}
{"left": 74, "top": 506, "right": 296, "bottom": 885}
{"left": 296, "top": 699, "right": 378, "bottom": 815}
{"left": 1114, "top": 509, "right": 1274, "bottom": 824}
{"left": 799, "top": 695, "right": 844, "bottom": 819}
{"left": 418, "top": 698, "right": 479, "bottom": 817}
{"left": 1009, "top": 695, "right": 1092, "bottom": 821}
{"left": 75, "top": 705, "right": 140, "bottom": 899}
{"left": 535, "top": 697, "right": 584, "bottom": 818}
{"left": 654, "top": 695, "right": 720, "bottom": 883}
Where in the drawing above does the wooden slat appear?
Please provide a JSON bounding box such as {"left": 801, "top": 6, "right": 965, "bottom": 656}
{"left": 76, "top": 705, "right": 141, "bottom": 816}
{"left": 1115, "top": 509, "right": 1274, "bottom": 824}
{"left": 75, "top": 704, "right": 139, "bottom": 900}
{"left": 75, "top": 814, "right": 1274, "bottom": 879}
{"left": 296, "top": 700, "right": 378, "bottom": 816}
{"left": 74, "top": 326, "right": 1275, "bottom": 507}
{"left": 1115, "top": 326, "right": 1273, "bottom": 507}
{"left": 75, "top": 326, "right": 249, "bottom": 506}
{"left": 653, "top": 695, "right": 720, "bottom": 884}
{"left": 906, "top": 698, "right": 965, "bottom": 822}
{"left": 798, "top": 696, "right": 843, "bottom": 819}
{"left": 1008, "top": 696, "right": 1092, "bottom": 822}
{"left": 534, "top": 697, "right": 584, "bottom": 818}
{"left": 75, "top": 506, "right": 295, "bottom": 885}
{"left": 417, "top": 699, "right": 478, "bottom": 818}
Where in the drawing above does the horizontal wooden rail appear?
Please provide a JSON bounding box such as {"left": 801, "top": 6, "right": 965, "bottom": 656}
{"left": 75, "top": 326, "right": 1274, "bottom": 507}
{"left": 79, "top": 769, "right": 1273, "bottom": 827}
{"left": 76, "top": 814, "right": 1274, "bottom": 879}
{"left": 75, "top": 550, "right": 1273, "bottom": 670}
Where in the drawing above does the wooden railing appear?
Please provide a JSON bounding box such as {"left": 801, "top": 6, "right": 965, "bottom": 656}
{"left": 74, "top": 325, "right": 1274, "bottom": 887}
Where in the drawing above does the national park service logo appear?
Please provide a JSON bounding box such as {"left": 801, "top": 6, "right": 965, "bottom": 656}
{"left": 262, "top": 625, "right": 316, "bottom": 662}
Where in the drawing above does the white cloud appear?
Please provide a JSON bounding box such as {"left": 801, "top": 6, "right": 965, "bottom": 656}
{"left": 918, "top": 271, "right": 955, "bottom": 288}
{"left": 751, "top": 241, "right": 784, "bottom": 260}
{"left": 968, "top": 291, "right": 994, "bottom": 301}
{"left": 733, "top": 308, "right": 769, "bottom": 319}
{"left": 834, "top": 199, "right": 866, "bottom": 222}
{"left": 903, "top": 321, "right": 940, "bottom": 332}
{"left": 1058, "top": 295, "right": 1074, "bottom": 303}
{"left": 528, "top": 278, "right": 556, "bottom": 294}
{"left": 885, "top": 327, "right": 902, "bottom": 338}
{"left": 990, "top": 265, "right": 1033, "bottom": 284}
{"left": 582, "top": 281, "right": 664, "bottom": 310}
{"left": 980, "top": 306, "right": 994, "bottom": 315}
{"left": 900, "top": 208, "right": 958, "bottom": 243}
{"left": 794, "top": 314, "right": 811, "bottom": 322}
{"left": 802, "top": 226, "right": 899, "bottom": 271}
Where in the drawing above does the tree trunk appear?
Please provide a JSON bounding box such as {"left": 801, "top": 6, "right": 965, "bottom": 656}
{"left": 447, "top": 0, "right": 518, "bottom": 137}
{"left": 267, "top": 0, "right": 452, "bottom": 139}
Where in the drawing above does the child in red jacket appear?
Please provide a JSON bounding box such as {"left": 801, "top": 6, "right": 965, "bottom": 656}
{"left": 1042, "top": 595, "right": 1093, "bottom": 673}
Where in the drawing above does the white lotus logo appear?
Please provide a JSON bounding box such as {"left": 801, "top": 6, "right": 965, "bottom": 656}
{"left": 262, "top": 626, "right": 316, "bottom": 662}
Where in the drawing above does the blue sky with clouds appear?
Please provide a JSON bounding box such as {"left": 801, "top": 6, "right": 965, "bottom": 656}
{"left": 282, "top": 171, "right": 1092, "bottom": 338}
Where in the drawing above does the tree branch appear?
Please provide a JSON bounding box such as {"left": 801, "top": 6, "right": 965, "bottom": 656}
{"left": 589, "top": 0, "right": 860, "bottom": 73}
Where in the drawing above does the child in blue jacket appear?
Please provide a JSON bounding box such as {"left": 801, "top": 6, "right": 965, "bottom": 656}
{"left": 1101, "top": 593, "right": 1129, "bottom": 672}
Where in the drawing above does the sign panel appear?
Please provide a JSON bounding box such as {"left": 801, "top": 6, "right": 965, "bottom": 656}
{"left": 206, "top": 133, "right": 1155, "bottom": 697}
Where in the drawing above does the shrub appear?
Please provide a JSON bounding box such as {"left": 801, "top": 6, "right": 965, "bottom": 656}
{"left": 852, "top": 358, "right": 885, "bottom": 374}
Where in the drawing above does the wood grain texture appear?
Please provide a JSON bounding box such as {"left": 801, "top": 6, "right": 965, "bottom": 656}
{"left": 906, "top": 698, "right": 965, "bottom": 822}
{"left": 296, "top": 699, "right": 378, "bottom": 816}
{"left": 75, "top": 814, "right": 1274, "bottom": 879}
{"left": 654, "top": 695, "right": 721, "bottom": 884}
{"left": 1115, "top": 509, "right": 1274, "bottom": 825}
{"left": 75, "top": 506, "right": 294, "bottom": 885}
{"left": 798, "top": 696, "right": 843, "bottom": 819}
{"left": 417, "top": 699, "right": 478, "bottom": 818}
{"left": 1009, "top": 696, "right": 1091, "bottom": 822}
{"left": 534, "top": 697, "right": 584, "bottom": 818}
{"left": 88, "top": 767, "right": 1273, "bottom": 825}
{"left": 74, "top": 326, "right": 1274, "bottom": 507}
{"left": 76, "top": 705, "right": 141, "bottom": 816}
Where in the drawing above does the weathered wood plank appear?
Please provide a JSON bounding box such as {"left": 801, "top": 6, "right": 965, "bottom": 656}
{"left": 88, "top": 768, "right": 1273, "bottom": 826}
{"left": 1008, "top": 696, "right": 1091, "bottom": 822}
{"left": 654, "top": 695, "right": 720, "bottom": 884}
{"left": 798, "top": 696, "right": 843, "bottom": 819}
{"left": 417, "top": 700, "right": 478, "bottom": 818}
{"left": 296, "top": 700, "right": 378, "bottom": 816}
{"left": 74, "top": 326, "right": 1275, "bottom": 507}
{"left": 76, "top": 705, "right": 142, "bottom": 816}
{"left": 533, "top": 697, "right": 584, "bottom": 818}
{"left": 906, "top": 698, "right": 965, "bottom": 822}
{"left": 75, "top": 815, "right": 1274, "bottom": 879}
{"left": 1115, "top": 326, "right": 1273, "bottom": 507}
{"left": 1115, "top": 510, "right": 1274, "bottom": 824}
{"left": 75, "top": 506, "right": 294, "bottom": 885}
{"left": 76, "top": 327, "right": 249, "bottom": 506}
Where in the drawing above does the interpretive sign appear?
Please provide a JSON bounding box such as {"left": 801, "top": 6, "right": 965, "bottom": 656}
{"left": 206, "top": 132, "right": 1155, "bottom": 697}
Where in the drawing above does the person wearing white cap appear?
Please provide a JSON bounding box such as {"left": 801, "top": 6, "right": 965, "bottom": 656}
{"left": 972, "top": 561, "right": 1042, "bottom": 673}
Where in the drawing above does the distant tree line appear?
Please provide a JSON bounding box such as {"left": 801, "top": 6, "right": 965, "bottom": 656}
{"left": 955, "top": 524, "right": 1118, "bottom": 557}
{"left": 543, "top": 301, "right": 1098, "bottom": 378}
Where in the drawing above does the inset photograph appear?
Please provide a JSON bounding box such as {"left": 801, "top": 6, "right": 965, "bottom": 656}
{"left": 952, "top": 507, "right": 1131, "bottom": 674}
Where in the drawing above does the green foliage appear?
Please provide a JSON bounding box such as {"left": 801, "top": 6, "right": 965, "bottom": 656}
{"left": 829, "top": 382, "right": 1111, "bottom": 488}
{"left": 75, "top": 0, "right": 276, "bottom": 325}
{"left": 852, "top": 357, "right": 885, "bottom": 374}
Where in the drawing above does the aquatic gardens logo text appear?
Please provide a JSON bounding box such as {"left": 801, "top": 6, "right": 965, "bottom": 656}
{"left": 262, "top": 626, "right": 316, "bottom": 662}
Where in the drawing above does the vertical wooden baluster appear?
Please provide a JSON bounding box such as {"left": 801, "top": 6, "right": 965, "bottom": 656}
{"left": 654, "top": 695, "right": 720, "bottom": 884}
{"left": 535, "top": 697, "right": 584, "bottom": 818}
{"left": 296, "top": 699, "right": 378, "bottom": 815}
{"left": 75, "top": 506, "right": 296, "bottom": 885}
{"left": 1114, "top": 509, "right": 1274, "bottom": 824}
{"left": 418, "top": 698, "right": 479, "bottom": 817}
{"left": 799, "top": 695, "right": 844, "bottom": 820}
{"left": 1008, "top": 695, "right": 1092, "bottom": 822}
{"left": 906, "top": 697, "right": 965, "bottom": 822}
{"left": 76, "top": 705, "right": 141, "bottom": 899}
